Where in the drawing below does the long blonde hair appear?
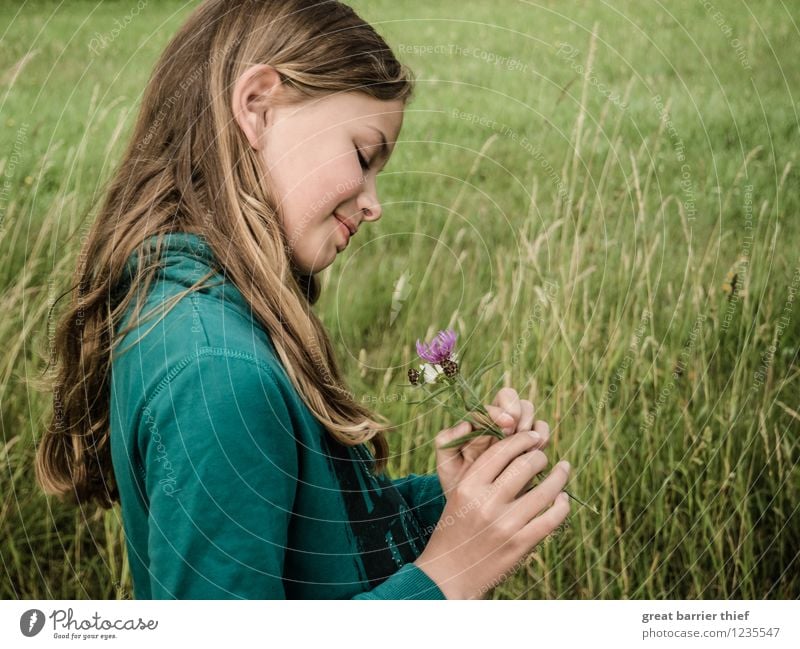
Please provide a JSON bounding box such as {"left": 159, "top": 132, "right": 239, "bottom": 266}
{"left": 36, "top": 0, "right": 415, "bottom": 509}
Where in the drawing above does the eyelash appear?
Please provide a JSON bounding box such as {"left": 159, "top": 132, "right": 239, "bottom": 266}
{"left": 356, "top": 149, "right": 370, "bottom": 171}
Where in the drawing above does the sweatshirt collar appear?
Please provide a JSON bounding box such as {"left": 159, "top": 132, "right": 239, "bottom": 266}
{"left": 122, "top": 231, "right": 217, "bottom": 281}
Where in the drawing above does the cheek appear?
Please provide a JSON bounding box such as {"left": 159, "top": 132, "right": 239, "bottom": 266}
{"left": 260, "top": 138, "right": 356, "bottom": 253}
{"left": 314, "top": 153, "right": 360, "bottom": 205}
{"left": 263, "top": 158, "right": 318, "bottom": 239}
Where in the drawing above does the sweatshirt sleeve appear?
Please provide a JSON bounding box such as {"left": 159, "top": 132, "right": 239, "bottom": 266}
{"left": 350, "top": 562, "right": 446, "bottom": 599}
{"left": 390, "top": 472, "right": 447, "bottom": 535}
{"left": 138, "top": 349, "right": 447, "bottom": 600}
{"left": 140, "top": 350, "right": 299, "bottom": 599}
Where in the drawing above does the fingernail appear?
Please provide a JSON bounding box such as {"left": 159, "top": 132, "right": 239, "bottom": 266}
{"left": 526, "top": 430, "right": 541, "bottom": 441}
{"left": 558, "top": 460, "right": 570, "bottom": 473}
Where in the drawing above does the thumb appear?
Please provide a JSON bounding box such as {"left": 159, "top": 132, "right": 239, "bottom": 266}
{"left": 435, "top": 420, "right": 473, "bottom": 463}
{"left": 482, "top": 404, "right": 517, "bottom": 434}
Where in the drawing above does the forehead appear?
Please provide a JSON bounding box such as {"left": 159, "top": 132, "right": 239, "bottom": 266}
{"left": 314, "top": 92, "right": 404, "bottom": 136}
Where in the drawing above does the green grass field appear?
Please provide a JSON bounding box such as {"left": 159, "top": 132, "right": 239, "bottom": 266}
{"left": 1, "top": 0, "right": 798, "bottom": 599}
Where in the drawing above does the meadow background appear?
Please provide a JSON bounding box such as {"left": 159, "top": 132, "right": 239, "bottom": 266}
{"left": 1, "top": 0, "right": 798, "bottom": 599}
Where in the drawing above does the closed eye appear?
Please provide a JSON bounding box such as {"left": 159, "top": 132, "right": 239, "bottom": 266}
{"left": 355, "top": 148, "right": 369, "bottom": 171}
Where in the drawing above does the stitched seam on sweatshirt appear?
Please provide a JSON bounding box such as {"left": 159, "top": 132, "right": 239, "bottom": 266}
{"left": 135, "top": 347, "right": 286, "bottom": 485}
{"left": 145, "top": 346, "right": 280, "bottom": 406}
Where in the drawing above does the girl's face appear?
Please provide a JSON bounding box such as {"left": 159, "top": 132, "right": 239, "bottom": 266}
{"left": 232, "top": 65, "right": 404, "bottom": 274}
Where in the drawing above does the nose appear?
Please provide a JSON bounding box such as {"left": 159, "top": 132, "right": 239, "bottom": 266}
{"left": 356, "top": 183, "right": 382, "bottom": 222}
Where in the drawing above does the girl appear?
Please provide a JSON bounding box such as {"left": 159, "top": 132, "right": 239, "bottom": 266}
{"left": 37, "top": 0, "right": 571, "bottom": 599}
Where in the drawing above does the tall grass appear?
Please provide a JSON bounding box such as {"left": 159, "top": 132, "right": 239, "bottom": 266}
{"left": 1, "top": 1, "right": 797, "bottom": 599}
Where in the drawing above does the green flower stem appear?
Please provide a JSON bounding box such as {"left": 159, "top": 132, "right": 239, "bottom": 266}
{"left": 527, "top": 476, "right": 600, "bottom": 516}
{"left": 563, "top": 489, "right": 599, "bottom": 515}
{"left": 439, "top": 427, "right": 504, "bottom": 449}
{"left": 412, "top": 364, "right": 600, "bottom": 516}
{"left": 452, "top": 379, "right": 472, "bottom": 411}
{"left": 422, "top": 381, "right": 503, "bottom": 440}
{"left": 422, "top": 384, "right": 456, "bottom": 415}
{"left": 455, "top": 374, "right": 488, "bottom": 414}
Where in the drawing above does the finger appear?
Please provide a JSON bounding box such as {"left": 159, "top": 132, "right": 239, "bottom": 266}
{"left": 434, "top": 420, "right": 472, "bottom": 466}
{"left": 467, "top": 429, "right": 541, "bottom": 483}
{"left": 518, "top": 491, "right": 571, "bottom": 548}
{"left": 483, "top": 404, "right": 517, "bottom": 435}
{"left": 510, "top": 460, "right": 570, "bottom": 521}
{"left": 518, "top": 399, "right": 535, "bottom": 433}
{"left": 495, "top": 448, "right": 549, "bottom": 497}
{"left": 460, "top": 434, "right": 496, "bottom": 463}
{"left": 533, "top": 420, "right": 550, "bottom": 448}
{"left": 492, "top": 388, "right": 522, "bottom": 430}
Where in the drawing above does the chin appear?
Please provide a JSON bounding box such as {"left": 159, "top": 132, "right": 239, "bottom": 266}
{"left": 294, "top": 253, "right": 335, "bottom": 275}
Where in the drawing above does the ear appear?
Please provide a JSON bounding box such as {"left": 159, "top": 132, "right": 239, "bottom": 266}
{"left": 231, "top": 64, "right": 283, "bottom": 150}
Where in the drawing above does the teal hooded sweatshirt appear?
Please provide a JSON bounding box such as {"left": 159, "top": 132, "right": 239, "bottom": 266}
{"left": 109, "top": 232, "right": 447, "bottom": 599}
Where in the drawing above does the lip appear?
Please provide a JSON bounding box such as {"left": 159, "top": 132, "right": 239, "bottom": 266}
{"left": 335, "top": 213, "right": 358, "bottom": 235}
{"left": 334, "top": 214, "right": 351, "bottom": 244}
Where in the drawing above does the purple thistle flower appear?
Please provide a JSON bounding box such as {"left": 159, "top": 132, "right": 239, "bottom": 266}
{"left": 416, "top": 329, "right": 457, "bottom": 364}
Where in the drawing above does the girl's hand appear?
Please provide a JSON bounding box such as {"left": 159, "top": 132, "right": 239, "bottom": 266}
{"left": 415, "top": 430, "right": 571, "bottom": 599}
{"left": 434, "top": 387, "right": 551, "bottom": 495}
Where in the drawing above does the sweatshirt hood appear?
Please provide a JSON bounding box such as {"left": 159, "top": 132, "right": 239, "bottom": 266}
{"left": 117, "top": 231, "right": 252, "bottom": 315}
{"left": 121, "top": 231, "right": 218, "bottom": 281}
